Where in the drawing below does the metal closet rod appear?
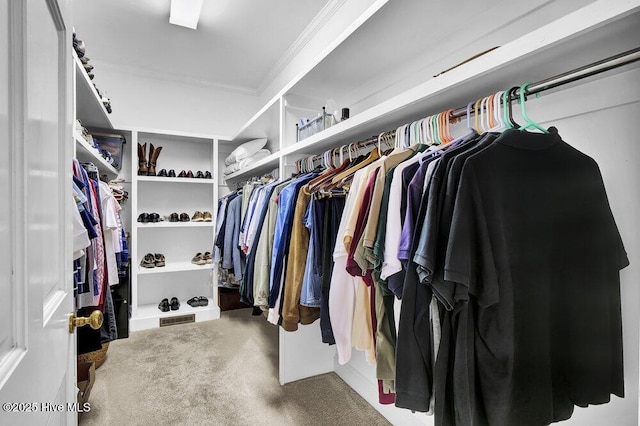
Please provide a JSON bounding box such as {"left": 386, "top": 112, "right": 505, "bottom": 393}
{"left": 448, "top": 46, "right": 640, "bottom": 120}
{"left": 299, "top": 47, "right": 640, "bottom": 166}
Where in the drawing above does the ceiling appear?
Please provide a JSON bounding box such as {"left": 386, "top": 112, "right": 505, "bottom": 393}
{"left": 73, "top": 0, "right": 330, "bottom": 95}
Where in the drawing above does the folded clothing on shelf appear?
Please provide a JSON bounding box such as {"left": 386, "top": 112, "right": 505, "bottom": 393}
{"left": 224, "top": 138, "right": 267, "bottom": 166}
{"left": 224, "top": 149, "right": 271, "bottom": 175}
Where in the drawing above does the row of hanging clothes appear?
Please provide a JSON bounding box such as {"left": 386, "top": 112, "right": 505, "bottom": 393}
{"left": 72, "top": 160, "right": 129, "bottom": 354}
{"left": 216, "top": 82, "right": 629, "bottom": 425}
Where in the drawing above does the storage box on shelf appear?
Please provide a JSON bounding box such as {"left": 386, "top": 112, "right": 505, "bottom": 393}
{"left": 130, "top": 129, "right": 227, "bottom": 331}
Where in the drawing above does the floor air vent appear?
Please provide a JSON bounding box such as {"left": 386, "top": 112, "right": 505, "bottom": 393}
{"left": 160, "top": 314, "right": 195, "bottom": 327}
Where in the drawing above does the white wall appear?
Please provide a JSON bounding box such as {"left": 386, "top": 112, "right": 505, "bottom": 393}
{"left": 92, "top": 62, "right": 259, "bottom": 137}
{"left": 258, "top": 0, "right": 386, "bottom": 105}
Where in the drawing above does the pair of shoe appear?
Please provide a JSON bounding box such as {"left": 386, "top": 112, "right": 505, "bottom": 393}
{"left": 168, "top": 212, "right": 191, "bottom": 222}
{"left": 176, "top": 170, "right": 212, "bottom": 179}
{"left": 191, "top": 252, "right": 213, "bottom": 265}
{"left": 157, "top": 169, "right": 177, "bottom": 177}
{"left": 187, "top": 296, "right": 209, "bottom": 307}
{"left": 158, "top": 297, "right": 180, "bottom": 312}
{"left": 73, "top": 31, "right": 86, "bottom": 58}
{"left": 192, "top": 211, "right": 212, "bottom": 222}
{"left": 140, "top": 253, "right": 165, "bottom": 268}
{"left": 137, "top": 213, "right": 163, "bottom": 223}
{"left": 137, "top": 143, "right": 162, "bottom": 176}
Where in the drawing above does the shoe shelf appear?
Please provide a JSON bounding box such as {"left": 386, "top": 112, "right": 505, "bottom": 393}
{"left": 136, "top": 222, "right": 214, "bottom": 228}
{"left": 73, "top": 50, "right": 113, "bottom": 129}
{"left": 136, "top": 298, "right": 216, "bottom": 319}
{"left": 137, "top": 261, "right": 213, "bottom": 275}
{"left": 137, "top": 176, "right": 215, "bottom": 184}
{"left": 74, "top": 130, "right": 119, "bottom": 176}
{"left": 130, "top": 127, "right": 222, "bottom": 331}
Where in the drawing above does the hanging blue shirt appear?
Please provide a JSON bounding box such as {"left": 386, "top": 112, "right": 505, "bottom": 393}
{"left": 268, "top": 173, "right": 318, "bottom": 308}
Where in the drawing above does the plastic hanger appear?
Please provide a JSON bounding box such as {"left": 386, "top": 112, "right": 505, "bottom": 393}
{"left": 501, "top": 90, "right": 512, "bottom": 129}
{"left": 478, "top": 98, "right": 487, "bottom": 133}
{"left": 444, "top": 109, "right": 454, "bottom": 142}
{"left": 423, "top": 117, "right": 432, "bottom": 145}
{"left": 505, "top": 87, "right": 520, "bottom": 128}
{"left": 518, "top": 83, "right": 547, "bottom": 133}
{"left": 330, "top": 138, "right": 381, "bottom": 184}
{"left": 438, "top": 112, "right": 447, "bottom": 144}
{"left": 487, "top": 92, "right": 504, "bottom": 132}
{"left": 495, "top": 91, "right": 506, "bottom": 131}
{"left": 466, "top": 102, "right": 474, "bottom": 133}
{"left": 419, "top": 118, "right": 428, "bottom": 145}
{"left": 473, "top": 99, "right": 482, "bottom": 133}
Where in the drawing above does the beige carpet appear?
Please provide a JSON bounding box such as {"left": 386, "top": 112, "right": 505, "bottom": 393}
{"left": 79, "top": 308, "right": 391, "bottom": 426}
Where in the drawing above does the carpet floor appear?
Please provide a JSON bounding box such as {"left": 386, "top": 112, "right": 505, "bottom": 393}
{"left": 79, "top": 308, "right": 391, "bottom": 426}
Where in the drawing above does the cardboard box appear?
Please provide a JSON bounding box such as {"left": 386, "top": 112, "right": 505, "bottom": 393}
{"left": 77, "top": 361, "right": 95, "bottom": 405}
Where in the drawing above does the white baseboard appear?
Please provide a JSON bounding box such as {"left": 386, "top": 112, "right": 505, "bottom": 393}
{"left": 334, "top": 358, "right": 432, "bottom": 426}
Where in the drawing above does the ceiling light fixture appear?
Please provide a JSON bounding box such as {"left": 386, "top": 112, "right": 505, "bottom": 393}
{"left": 169, "top": 0, "right": 204, "bottom": 30}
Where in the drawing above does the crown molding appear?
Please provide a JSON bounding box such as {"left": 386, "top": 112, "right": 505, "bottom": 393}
{"left": 257, "top": 0, "right": 347, "bottom": 95}
{"left": 90, "top": 59, "right": 259, "bottom": 96}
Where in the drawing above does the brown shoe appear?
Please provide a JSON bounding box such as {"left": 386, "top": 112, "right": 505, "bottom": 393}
{"left": 192, "top": 211, "right": 204, "bottom": 222}
{"left": 178, "top": 170, "right": 187, "bottom": 178}
{"left": 137, "top": 143, "right": 148, "bottom": 176}
{"left": 202, "top": 211, "right": 212, "bottom": 222}
{"left": 186, "top": 170, "right": 194, "bottom": 178}
{"left": 147, "top": 143, "right": 162, "bottom": 176}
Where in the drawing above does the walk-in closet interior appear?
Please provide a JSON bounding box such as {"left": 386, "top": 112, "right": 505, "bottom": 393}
{"left": 1, "top": 0, "right": 639, "bottom": 425}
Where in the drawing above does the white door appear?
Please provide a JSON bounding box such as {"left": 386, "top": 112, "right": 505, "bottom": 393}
{"left": 0, "top": 0, "right": 77, "bottom": 425}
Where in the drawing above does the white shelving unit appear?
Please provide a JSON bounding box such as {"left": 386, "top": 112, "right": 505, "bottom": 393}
{"left": 137, "top": 176, "right": 215, "bottom": 184}
{"left": 218, "top": 1, "right": 640, "bottom": 424}
{"left": 130, "top": 128, "right": 228, "bottom": 331}
{"left": 73, "top": 50, "right": 113, "bottom": 130}
{"left": 137, "top": 222, "right": 214, "bottom": 229}
{"left": 137, "top": 261, "right": 213, "bottom": 275}
{"left": 73, "top": 130, "right": 119, "bottom": 177}
{"left": 72, "top": 48, "right": 126, "bottom": 179}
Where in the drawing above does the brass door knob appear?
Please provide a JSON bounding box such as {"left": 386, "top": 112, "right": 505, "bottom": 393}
{"left": 68, "top": 310, "right": 103, "bottom": 334}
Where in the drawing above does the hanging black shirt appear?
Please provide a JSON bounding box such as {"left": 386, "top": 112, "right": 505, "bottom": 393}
{"left": 443, "top": 129, "right": 629, "bottom": 426}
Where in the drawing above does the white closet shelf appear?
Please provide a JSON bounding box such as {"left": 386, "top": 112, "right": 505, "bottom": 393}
{"left": 279, "top": 5, "right": 640, "bottom": 159}
{"left": 74, "top": 50, "right": 113, "bottom": 129}
{"left": 137, "top": 261, "right": 213, "bottom": 275}
{"left": 136, "top": 221, "right": 214, "bottom": 228}
{"left": 136, "top": 298, "right": 215, "bottom": 318}
{"left": 231, "top": 97, "right": 280, "bottom": 144}
{"left": 223, "top": 152, "right": 281, "bottom": 182}
{"left": 74, "top": 131, "right": 119, "bottom": 176}
{"left": 137, "top": 176, "right": 215, "bottom": 184}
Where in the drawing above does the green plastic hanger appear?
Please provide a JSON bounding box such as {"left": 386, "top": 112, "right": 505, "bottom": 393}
{"left": 518, "top": 83, "right": 548, "bottom": 133}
